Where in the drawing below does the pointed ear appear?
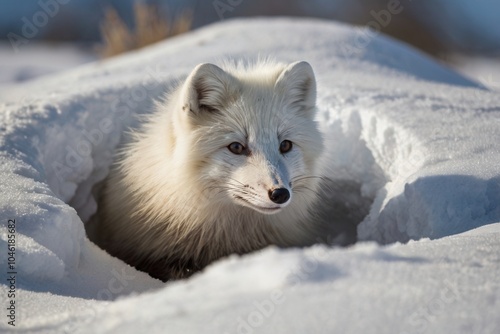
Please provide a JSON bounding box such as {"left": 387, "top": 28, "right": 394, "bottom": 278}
{"left": 275, "top": 61, "right": 317, "bottom": 112}
{"left": 181, "top": 63, "right": 237, "bottom": 116}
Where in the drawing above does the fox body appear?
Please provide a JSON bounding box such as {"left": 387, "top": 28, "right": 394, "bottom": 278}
{"left": 93, "top": 60, "right": 331, "bottom": 281}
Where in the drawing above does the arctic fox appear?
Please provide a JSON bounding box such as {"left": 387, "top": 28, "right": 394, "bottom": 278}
{"left": 93, "top": 60, "right": 332, "bottom": 281}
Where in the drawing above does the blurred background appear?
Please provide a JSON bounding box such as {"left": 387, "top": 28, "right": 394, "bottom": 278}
{"left": 1, "top": 0, "right": 499, "bottom": 91}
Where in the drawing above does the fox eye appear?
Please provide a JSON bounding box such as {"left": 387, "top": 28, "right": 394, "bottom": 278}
{"left": 228, "top": 142, "right": 245, "bottom": 155}
{"left": 280, "top": 140, "right": 293, "bottom": 154}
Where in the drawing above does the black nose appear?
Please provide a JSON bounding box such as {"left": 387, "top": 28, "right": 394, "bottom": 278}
{"left": 268, "top": 188, "right": 290, "bottom": 204}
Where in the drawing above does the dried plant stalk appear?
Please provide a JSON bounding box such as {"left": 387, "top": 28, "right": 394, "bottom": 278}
{"left": 98, "top": 4, "right": 192, "bottom": 58}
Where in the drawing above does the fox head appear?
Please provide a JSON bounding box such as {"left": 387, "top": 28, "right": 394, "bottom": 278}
{"left": 173, "top": 61, "right": 324, "bottom": 215}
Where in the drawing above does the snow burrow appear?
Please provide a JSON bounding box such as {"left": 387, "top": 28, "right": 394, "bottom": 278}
{"left": 1, "top": 18, "right": 499, "bottom": 288}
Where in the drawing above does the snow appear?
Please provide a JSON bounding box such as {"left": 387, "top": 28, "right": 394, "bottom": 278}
{"left": 0, "top": 18, "right": 499, "bottom": 333}
{"left": 0, "top": 43, "right": 95, "bottom": 98}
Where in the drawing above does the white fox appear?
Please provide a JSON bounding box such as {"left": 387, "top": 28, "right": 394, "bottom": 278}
{"left": 92, "top": 60, "right": 344, "bottom": 281}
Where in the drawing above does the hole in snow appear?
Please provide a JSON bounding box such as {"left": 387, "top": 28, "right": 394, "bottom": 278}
{"left": 37, "top": 81, "right": 425, "bottom": 282}
{"left": 312, "top": 95, "right": 427, "bottom": 245}
{"left": 312, "top": 105, "right": 388, "bottom": 245}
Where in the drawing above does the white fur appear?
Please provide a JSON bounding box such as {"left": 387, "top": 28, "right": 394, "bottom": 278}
{"left": 92, "top": 60, "right": 326, "bottom": 280}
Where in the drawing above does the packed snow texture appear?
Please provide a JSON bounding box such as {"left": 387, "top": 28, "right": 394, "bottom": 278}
{"left": 0, "top": 18, "right": 499, "bottom": 333}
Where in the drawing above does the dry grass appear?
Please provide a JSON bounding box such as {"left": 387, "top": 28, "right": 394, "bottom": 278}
{"left": 98, "top": 3, "right": 192, "bottom": 58}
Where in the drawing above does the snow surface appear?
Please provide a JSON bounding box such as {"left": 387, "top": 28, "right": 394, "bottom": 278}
{"left": 0, "top": 18, "right": 499, "bottom": 333}
{"left": 0, "top": 43, "right": 95, "bottom": 98}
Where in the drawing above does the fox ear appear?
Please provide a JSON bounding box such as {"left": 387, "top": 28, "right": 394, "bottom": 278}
{"left": 275, "top": 61, "right": 317, "bottom": 112}
{"left": 181, "top": 63, "right": 236, "bottom": 115}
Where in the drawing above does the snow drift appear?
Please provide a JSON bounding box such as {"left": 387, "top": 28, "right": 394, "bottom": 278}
{"left": 0, "top": 18, "right": 499, "bottom": 333}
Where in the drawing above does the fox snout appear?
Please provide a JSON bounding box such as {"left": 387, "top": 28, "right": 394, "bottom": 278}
{"left": 226, "top": 157, "right": 294, "bottom": 214}
{"left": 268, "top": 188, "right": 290, "bottom": 204}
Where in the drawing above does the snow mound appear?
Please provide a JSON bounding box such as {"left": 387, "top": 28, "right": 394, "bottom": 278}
{"left": 0, "top": 18, "right": 499, "bottom": 333}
